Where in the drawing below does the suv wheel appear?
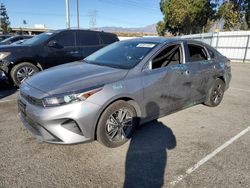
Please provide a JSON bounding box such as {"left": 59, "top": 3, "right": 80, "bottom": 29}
{"left": 10, "top": 62, "right": 39, "bottom": 86}
{"left": 97, "top": 100, "right": 138, "bottom": 148}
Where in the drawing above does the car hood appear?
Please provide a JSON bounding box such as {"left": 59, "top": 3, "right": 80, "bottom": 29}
{"left": 26, "top": 61, "right": 129, "bottom": 96}
{"left": 0, "top": 44, "right": 31, "bottom": 51}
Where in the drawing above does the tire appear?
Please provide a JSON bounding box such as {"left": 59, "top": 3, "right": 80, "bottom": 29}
{"left": 96, "top": 100, "right": 138, "bottom": 148}
{"left": 204, "top": 78, "right": 225, "bottom": 107}
{"left": 10, "top": 62, "right": 39, "bottom": 87}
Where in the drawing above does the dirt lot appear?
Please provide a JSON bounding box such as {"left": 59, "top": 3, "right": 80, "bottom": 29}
{"left": 0, "top": 63, "right": 249, "bottom": 188}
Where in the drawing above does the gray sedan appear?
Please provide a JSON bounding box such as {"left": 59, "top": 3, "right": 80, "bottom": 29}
{"left": 18, "top": 37, "right": 231, "bottom": 147}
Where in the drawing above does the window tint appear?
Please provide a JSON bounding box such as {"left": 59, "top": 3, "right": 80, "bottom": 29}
{"left": 76, "top": 31, "right": 99, "bottom": 46}
{"left": 100, "top": 33, "right": 118, "bottom": 44}
{"left": 54, "top": 31, "right": 75, "bottom": 47}
{"left": 152, "top": 44, "right": 181, "bottom": 69}
{"left": 188, "top": 44, "right": 207, "bottom": 62}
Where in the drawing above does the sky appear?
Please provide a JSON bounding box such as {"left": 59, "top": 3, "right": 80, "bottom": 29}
{"left": 1, "top": 0, "right": 163, "bottom": 29}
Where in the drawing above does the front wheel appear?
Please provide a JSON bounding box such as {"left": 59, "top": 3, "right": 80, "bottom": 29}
{"left": 204, "top": 78, "right": 225, "bottom": 107}
{"left": 10, "top": 62, "right": 39, "bottom": 86}
{"left": 96, "top": 101, "right": 138, "bottom": 148}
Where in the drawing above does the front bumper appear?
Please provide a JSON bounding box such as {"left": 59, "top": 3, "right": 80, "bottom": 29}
{"left": 18, "top": 93, "right": 102, "bottom": 144}
{"left": 0, "top": 70, "right": 7, "bottom": 81}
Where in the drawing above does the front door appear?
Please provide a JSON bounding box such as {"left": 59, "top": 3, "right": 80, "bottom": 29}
{"left": 142, "top": 43, "right": 193, "bottom": 119}
{"left": 44, "top": 30, "right": 81, "bottom": 68}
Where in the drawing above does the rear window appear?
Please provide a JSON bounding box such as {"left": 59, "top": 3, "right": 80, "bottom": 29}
{"left": 188, "top": 44, "right": 208, "bottom": 62}
{"left": 76, "top": 31, "right": 100, "bottom": 46}
{"left": 100, "top": 33, "right": 118, "bottom": 44}
{"left": 206, "top": 46, "right": 215, "bottom": 59}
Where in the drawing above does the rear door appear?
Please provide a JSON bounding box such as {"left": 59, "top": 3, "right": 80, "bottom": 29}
{"left": 99, "top": 32, "right": 119, "bottom": 46}
{"left": 76, "top": 30, "right": 101, "bottom": 58}
{"left": 184, "top": 42, "right": 214, "bottom": 102}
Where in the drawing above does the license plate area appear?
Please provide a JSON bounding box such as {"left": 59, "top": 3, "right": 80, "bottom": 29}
{"left": 18, "top": 100, "right": 26, "bottom": 115}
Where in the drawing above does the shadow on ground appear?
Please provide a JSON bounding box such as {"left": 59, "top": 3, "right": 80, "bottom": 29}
{"left": 124, "top": 120, "right": 176, "bottom": 188}
{"left": 124, "top": 102, "right": 177, "bottom": 188}
{"left": 0, "top": 80, "right": 17, "bottom": 99}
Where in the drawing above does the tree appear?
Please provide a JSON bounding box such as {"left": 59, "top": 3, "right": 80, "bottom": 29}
{"left": 158, "top": 0, "right": 215, "bottom": 35}
{"left": 216, "top": 0, "right": 248, "bottom": 30}
{"left": 246, "top": 1, "right": 250, "bottom": 29}
{"left": 156, "top": 21, "right": 166, "bottom": 36}
{"left": 217, "top": 2, "right": 240, "bottom": 30}
{"left": 0, "top": 3, "right": 11, "bottom": 34}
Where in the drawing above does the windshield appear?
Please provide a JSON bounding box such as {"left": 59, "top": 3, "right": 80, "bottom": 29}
{"left": 0, "top": 36, "right": 15, "bottom": 43}
{"left": 22, "top": 32, "right": 56, "bottom": 45}
{"left": 85, "top": 40, "right": 158, "bottom": 69}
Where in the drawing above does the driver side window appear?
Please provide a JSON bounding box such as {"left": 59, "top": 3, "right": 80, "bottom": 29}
{"left": 152, "top": 44, "right": 181, "bottom": 69}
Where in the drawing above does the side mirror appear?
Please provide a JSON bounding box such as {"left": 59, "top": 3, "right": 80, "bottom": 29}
{"left": 48, "top": 40, "right": 59, "bottom": 48}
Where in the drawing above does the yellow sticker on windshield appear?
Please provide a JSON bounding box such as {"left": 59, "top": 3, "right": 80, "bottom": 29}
{"left": 136, "top": 43, "right": 155, "bottom": 48}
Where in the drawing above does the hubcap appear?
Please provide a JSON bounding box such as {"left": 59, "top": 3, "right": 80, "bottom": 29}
{"left": 212, "top": 83, "right": 223, "bottom": 104}
{"left": 17, "top": 66, "right": 35, "bottom": 83}
{"left": 106, "top": 108, "right": 133, "bottom": 142}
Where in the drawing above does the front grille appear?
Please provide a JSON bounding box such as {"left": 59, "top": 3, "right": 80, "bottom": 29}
{"left": 20, "top": 92, "right": 43, "bottom": 106}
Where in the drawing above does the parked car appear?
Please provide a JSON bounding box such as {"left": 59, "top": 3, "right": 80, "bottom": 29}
{"left": 18, "top": 37, "right": 231, "bottom": 147}
{"left": 10, "top": 39, "right": 29, "bottom": 45}
{"left": 0, "top": 35, "right": 33, "bottom": 46}
{"left": 0, "top": 29, "right": 119, "bottom": 86}
{"left": 0, "top": 34, "right": 12, "bottom": 42}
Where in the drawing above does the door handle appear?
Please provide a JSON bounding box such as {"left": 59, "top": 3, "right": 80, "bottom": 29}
{"left": 69, "top": 51, "right": 79, "bottom": 54}
{"left": 181, "top": 70, "right": 190, "bottom": 75}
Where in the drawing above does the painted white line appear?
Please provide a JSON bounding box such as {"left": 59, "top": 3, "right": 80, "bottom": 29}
{"left": 0, "top": 99, "right": 16, "bottom": 103}
{"left": 230, "top": 87, "right": 250, "bottom": 93}
{"left": 169, "top": 126, "right": 250, "bottom": 187}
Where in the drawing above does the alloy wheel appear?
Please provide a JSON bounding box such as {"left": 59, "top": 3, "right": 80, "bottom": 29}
{"left": 212, "top": 83, "right": 223, "bottom": 104}
{"left": 17, "top": 66, "right": 35, "bottom": 83}
{"left": 106, "top": 108, "right": 133, "bottom": 142}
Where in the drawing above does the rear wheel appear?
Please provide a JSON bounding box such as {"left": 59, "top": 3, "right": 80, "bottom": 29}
{"left": 205, "top": 78, "right": 225, "bottom": 107}
{"left": 96, "top": 100, "right": 137, "bottom": 148}
{"left": 10, "top": 62, "right": 39, "bottom": 86}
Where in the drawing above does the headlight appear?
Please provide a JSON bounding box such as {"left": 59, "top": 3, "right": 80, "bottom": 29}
{"left": 0, "top": 52, "right": 11, "bottom": 60}
{"left": 42, "top": 87, "right": 103, "bottom": 107}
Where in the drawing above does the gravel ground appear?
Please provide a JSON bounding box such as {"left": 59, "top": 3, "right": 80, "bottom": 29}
{"left": 0, "top": 62, "right": 249, "bottom": 188}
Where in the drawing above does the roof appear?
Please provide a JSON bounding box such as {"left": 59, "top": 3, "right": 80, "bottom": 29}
{"left": 126, "top": 37, "right": 177, "bottom": 43}
{"left": 53, "top": 29, "right": 117, "bottom": 35}
{"left": 125, "top": 37, "right": 210, "bottom": 47}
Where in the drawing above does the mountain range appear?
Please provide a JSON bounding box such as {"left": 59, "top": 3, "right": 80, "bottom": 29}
{"left": 95, "top": 24, "right": 157, "bottom": 33}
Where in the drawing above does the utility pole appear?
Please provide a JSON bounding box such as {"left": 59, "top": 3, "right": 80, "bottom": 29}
{"left": 65, "top": 0, "right": 70, "bottom": 29}
{"left": 76, "top": 0, "right": 79, "bottom": 28}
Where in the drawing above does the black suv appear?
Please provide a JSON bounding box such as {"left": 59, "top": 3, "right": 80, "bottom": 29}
{"left": 0, "top": 29, "right": 119, "bottom": 86}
